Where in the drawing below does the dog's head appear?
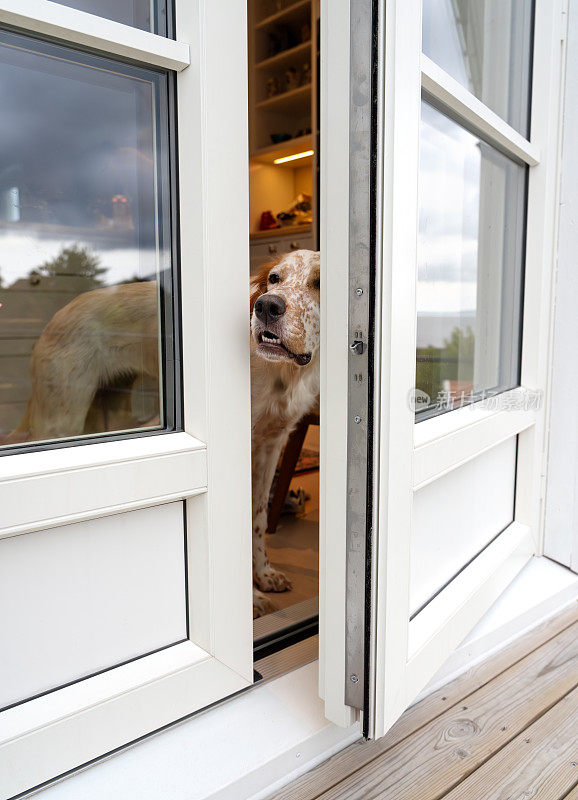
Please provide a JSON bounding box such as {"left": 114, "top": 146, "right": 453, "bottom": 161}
{"left": 250, "top": 249, "right": 320, "bottom": 366}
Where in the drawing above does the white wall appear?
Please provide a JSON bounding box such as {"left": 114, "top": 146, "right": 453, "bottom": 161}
{"left": 544, "top": 0, "right": 578, "bottom": 572}
{"left": 248, "top": 163, "right": 313, "bottom": 232}
{"left": 248, "top": 162, "right": 295, "bottom": 232}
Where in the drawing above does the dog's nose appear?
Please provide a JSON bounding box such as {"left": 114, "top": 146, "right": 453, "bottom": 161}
{"left": 254, "top": 294, "right": 286, "bottom": 324}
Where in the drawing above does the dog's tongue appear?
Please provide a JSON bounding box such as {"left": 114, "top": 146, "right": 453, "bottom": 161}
{"left": 293, "top": 353, "right": 311, "bottom": 366}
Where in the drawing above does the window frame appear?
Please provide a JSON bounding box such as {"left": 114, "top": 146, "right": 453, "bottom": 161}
{"left": 0, "top": 0, "right": 189, "bottom": 69}
{"left": 0, "top": 1, "right": 255, "bottom": 796}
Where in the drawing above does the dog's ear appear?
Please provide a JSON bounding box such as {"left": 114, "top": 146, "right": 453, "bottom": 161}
{"left": 250, "top": 259, "right": 278, "bottom": 314}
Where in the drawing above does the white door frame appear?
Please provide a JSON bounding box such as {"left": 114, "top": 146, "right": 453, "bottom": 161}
{"left": 0, "top": 2, "right": 254, "bottom": 796}
{"left": 320, "top": 0, "right": 566, "bottom": 737}
{"left": 319, "top": 0, "right": 356, "bottom": 731}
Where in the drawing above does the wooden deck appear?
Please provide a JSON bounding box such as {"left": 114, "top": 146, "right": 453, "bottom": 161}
{"left": 276, "top": 603, "right": 578, "bottom": 800}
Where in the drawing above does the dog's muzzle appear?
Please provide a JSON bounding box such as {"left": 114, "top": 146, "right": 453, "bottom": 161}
{"left": 253, "top": 293, "right": 312, "bottom": 366}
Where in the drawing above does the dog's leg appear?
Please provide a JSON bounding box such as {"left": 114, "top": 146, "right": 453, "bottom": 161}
{"left": 252, "top": 435, "right": 293, "bottom": 595}
{"left": 253, "top": 587, "right": 277, "bottom": 619}
{"left": 24, "top": 341, "right": 103, "bottom": 441}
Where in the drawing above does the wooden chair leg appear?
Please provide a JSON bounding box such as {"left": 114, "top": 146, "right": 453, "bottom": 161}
{"left": 267, "top": 419, "right": 310, "bottom": 533}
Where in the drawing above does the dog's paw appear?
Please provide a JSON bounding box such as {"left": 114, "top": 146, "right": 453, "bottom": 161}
{"left": 254, "top": 566, "right": 292, "bottom": 593}
{"left": 253, "top": 589, "right": 277, "bottom": 618}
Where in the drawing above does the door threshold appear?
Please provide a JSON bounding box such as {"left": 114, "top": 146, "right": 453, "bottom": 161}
{"left": 255, "top": 634, "right": 318, "bottom": 683}
{"left": 253, "top": 596, "right": 318, "bottom": 662}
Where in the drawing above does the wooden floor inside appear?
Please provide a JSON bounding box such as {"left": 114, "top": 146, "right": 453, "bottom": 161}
{"left": 275, "top": 602, "right": 578, "bottom": 800}
{"left": 266, "top": 470, "right": 319, "bottom": 610}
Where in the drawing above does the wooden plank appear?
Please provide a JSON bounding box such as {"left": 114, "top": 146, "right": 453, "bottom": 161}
{"left": 275, "top": 603, "right": 578, "bottom": 800}
{"left": 385, "top": 602, "right": 577, "bottom": 747}
{"left": 315, "top": 619, "right": 578, "bottom": 800}
{"left": 443, "top": 685, "right": 578, "bottom": 800}
{"left": 563, "top": 784, "right": 578, "bottom": 799}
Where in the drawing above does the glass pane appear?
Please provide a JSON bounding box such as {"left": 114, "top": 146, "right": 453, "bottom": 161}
{"left": 47, "top": 0, "right": 166, "bottom": 35}
{"left": 0, "top": 30, "right": 175, "bottom": 448}
{"left": 415, "top": 102, "right": 526, "bottom": 419}
{"left": 422, "top": 0, "right": 534, "bottom": 136}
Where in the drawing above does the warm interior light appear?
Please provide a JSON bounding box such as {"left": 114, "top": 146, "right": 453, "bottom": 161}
{"left": 273, "top": 150, "right": 314, "bottom": 165}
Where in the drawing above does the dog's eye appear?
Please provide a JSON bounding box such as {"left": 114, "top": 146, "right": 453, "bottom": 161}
{"left": 312, "top": 277, "right": 320, "bottom": 290}
{"left": 268, "top": 273, "right": 281, "bottom": 284}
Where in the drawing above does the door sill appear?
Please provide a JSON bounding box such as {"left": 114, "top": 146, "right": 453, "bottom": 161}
{"left": 255, "top": 634, "right": 318, "bottom": 684}
{"left": 254, "top": 597, "right": 318, "bottom": 662}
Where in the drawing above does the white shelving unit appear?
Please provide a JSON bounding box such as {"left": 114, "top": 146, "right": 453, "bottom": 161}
{"left": 249, "top": 0, "right": 315, "bottom": 154}
{"left": 247, "top": 0, "right": 318, "bottom": 246}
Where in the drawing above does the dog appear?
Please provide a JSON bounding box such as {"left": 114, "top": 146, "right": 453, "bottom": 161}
{"left": 3, "top": 281, "right": 160, "bottom": 444}
{"left": 249, "top": 249, "right": 320, "bottom": 616}
{"left": 4, "top": 249, "right": 321, "bottom": 618}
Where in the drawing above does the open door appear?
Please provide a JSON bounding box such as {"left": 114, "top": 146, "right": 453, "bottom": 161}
{"left": 320, "top": 0, "right": 564, "bottom": 737}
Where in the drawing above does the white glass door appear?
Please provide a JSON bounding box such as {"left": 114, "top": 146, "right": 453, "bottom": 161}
{"left": 320, "top": 0, "right": 564, "bottom": 737}
{"left": 0, "top": 2, "right": 254, "bottom": 796}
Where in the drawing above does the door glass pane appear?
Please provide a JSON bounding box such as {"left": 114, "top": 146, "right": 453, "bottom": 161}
{"left": 0, "top": 30, "right": 175, "bottom": 448}
{"left": 47, "top": 0, "right": 166, "bottom": 35}
{"left": 422, "top": 0, "right": 534, "bottom": 136}
{"left": 415, "top": 102, "right": 526, "bottom": 419}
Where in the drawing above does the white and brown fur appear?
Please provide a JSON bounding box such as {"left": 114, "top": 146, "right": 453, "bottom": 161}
{"left": 3, "top": 281, "right": 160, "bottom": 444}
{"left": 3, "top": 249, "right": 321, "bottom": 618}
{"left": 249, "top": 249, "right": 320, "bottom": 616}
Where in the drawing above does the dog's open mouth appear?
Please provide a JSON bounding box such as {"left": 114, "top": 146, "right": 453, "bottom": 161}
{"left": 257, "top": 331, "right": 311, "bottom": 366}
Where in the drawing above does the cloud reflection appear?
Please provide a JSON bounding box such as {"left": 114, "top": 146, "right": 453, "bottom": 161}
{"left": 0, "top": 29, "right": 165, "bottom": 287}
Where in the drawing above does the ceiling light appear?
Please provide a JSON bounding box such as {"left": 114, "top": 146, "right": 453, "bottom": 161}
{"left": 273, "top": 150, "right": 314, "bottom": 164}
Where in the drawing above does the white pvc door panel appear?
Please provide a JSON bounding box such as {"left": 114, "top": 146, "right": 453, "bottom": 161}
{"left": 411, "top": 437, "right": 516, "bottom": 614}
{"left": 320, "top": 0, "right": 561, "bottom": 739}
{"left": 0, "top": 502, "right": 187, "bottom": 709}
{"left": 0, "top": 2, "right": 255, "bottom": 794}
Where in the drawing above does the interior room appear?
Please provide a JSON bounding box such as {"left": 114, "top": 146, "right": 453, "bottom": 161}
{"left": 247, "top": 0, "right": 321, "bottom": 653}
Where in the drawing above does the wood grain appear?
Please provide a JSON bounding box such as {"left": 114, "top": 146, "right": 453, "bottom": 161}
{"left": 316, "top": 620, "right": 578, "bottom": 800}
{"left": 443, "top": 685, "right": 578, "bottom": 800}
{"left": 274, "top": 603, "right": 578, "bottom": 800}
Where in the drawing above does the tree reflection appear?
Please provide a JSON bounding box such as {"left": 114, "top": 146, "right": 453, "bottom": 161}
{"left": 36, "top": 244, "right": 108, "bottom": 286}
{"left": 416, "top": 326, "right": 475, "bottom": 409}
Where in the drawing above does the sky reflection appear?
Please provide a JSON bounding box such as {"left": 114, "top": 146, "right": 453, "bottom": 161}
{"left": 0, "top": 29, "right": 166, "bottom": 289}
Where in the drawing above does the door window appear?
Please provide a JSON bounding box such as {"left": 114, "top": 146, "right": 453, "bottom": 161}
{"left": 0, "top": 30, "right": 176, "bottom": 447}
{"left": 416, "top": 101, "right": 527, "bottom": 418}
{"left": 417, "top": 0, "right": 534, "bottom": 419}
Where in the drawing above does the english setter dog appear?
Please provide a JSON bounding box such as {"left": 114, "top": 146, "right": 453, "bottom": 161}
{"left": 249, "top": 249, "right": 320, "bottom": 617}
